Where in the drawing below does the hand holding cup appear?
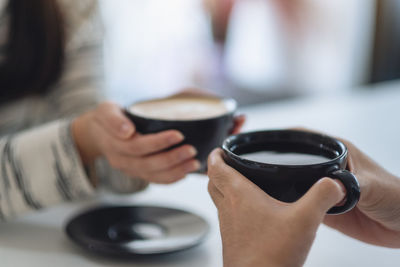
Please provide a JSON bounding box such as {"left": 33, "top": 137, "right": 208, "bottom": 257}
{"left": 72, "top": 102, "right": 200, "bottom": 184}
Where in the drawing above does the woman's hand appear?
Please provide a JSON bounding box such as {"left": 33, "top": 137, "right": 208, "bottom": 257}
{"left": 207, "top": 148, "right": 344, "bottom": 267}
{"left": 323, "top": 139, "right": 400, "bottom": 248}
{"left": 292, "top": 127, "right": 400, "bottom": 248}
{"left": 72, "top": 102, "right": 200, "bottom": 184}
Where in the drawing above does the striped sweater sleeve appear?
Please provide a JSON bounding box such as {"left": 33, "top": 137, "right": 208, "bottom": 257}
{"left": 0, "top": 120, "right": 94, "bottom": 220}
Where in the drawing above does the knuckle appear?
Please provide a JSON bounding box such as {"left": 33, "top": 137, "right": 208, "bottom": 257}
{"left": 318, "top": 178, "right": 338, "bottom": 194}
{"left": 207, "top": 154, "right": 218, "bottom": 169}
{"left": 207, "top": 152, "right": 226, "bottom": 178}
{"left": 161, "top": 152, "right": 176, "bottom": 166}
{"left": 152, "top": 137, "right": 167, "bottom": 151}
{"left": 207, "top": 154, "right": 214, "bottom": 169}
{"left": 129, "top": 141, "right": 144, "bottom": 156}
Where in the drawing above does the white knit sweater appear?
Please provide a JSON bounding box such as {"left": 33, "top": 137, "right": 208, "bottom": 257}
{"left": 0, "top": 0, "right": 147, "bottom": 220}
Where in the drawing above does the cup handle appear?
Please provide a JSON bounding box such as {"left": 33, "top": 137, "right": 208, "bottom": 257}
{"left": 326, "top": 170, "right": 360, "bottom": 214}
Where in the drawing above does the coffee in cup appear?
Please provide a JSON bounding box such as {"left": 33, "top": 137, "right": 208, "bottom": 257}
{"left": 240, "top": 151, "right": 332, "bottom": 165}
{"left": 125, "top": 95, "right": 237, "bottom": 171}
{"left": 128, "top": 96, "right": 231, "bottom": 121}
{"left": 222, "top": 129, "right": 360, "bottom": 214}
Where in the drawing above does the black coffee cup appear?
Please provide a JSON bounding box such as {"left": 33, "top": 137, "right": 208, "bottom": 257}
{"left": 125, "top": 95, "right": 237, "bottom": 171}
{"left": 222, "top": 129, "right": 360, "bottom": 214}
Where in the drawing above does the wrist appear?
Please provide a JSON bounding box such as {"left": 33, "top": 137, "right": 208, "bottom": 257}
{"left": 72, "top": 111, "right": 101, "bottom": 166}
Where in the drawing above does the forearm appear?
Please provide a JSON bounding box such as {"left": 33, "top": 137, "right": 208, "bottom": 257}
{"left": 0, "top": 120, "right": 95, "bottom": 220}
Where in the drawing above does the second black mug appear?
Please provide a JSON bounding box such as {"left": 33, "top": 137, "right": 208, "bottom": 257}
{"left": 222, "top": 129, "right": 360, "bottom": 214}
{"left": 125, "top": 94, "right": 237, "bottom": 172}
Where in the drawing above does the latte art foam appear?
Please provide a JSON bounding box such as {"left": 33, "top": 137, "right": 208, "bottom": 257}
{"left": 129, "top": 97, "right": 230, "bottom": 120}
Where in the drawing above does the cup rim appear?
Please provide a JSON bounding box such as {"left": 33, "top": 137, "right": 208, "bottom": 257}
{"left": 222, "top": 129, "right": 347, "bottom": 169}
{"left": 125, "top": 95, "right": 237, "bottom": 122}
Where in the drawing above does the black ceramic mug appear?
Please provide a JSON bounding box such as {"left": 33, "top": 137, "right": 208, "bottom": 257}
{"left": 125, "top": 95, "right": 237, "bottom": 171}
{"left": 222, "top": 129, "right": 360, "bottom": 214}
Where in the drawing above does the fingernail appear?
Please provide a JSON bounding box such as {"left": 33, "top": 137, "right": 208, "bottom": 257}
{"left": 179, "top": 147, "right": 197, "bottom": 161}
{"left": 185, "top": 160, "right": 201, "bottom": 172}
{"left": 120, "top": 122, "right": 133, "bottom": 137}
{"left": 168, "top": 132, "right": 184, "bottom": 145}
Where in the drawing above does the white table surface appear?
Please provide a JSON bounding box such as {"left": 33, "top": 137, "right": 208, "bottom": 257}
{"left": 1, "top": 81, "right": 400, "bottom": 267}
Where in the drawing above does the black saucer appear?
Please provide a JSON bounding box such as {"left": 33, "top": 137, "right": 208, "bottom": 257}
{"left": 65, "top": 205, "right": 209, "bottom": 257}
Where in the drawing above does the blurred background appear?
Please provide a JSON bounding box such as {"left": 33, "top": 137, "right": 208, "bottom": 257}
{"left": 99, "top": 0, "right": 400, "bottom": 106}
